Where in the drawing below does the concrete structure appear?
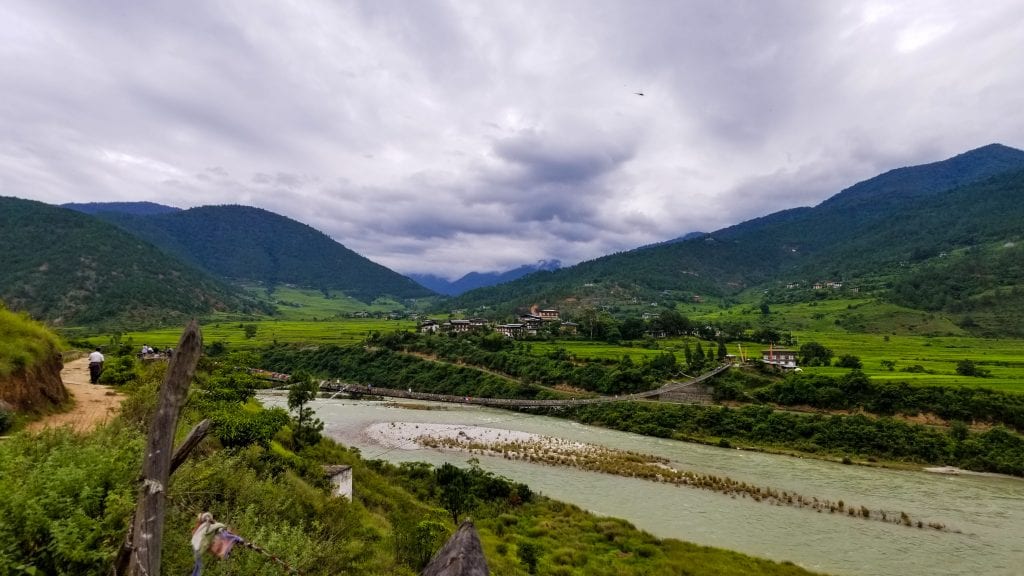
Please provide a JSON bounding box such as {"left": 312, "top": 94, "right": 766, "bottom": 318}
{"left": 324, "top": 465, "right": 353, "bottom": 500}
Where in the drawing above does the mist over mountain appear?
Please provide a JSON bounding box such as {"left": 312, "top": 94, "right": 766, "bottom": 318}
{"left": 410, "top": 260, "right": 562, "bottom": 296}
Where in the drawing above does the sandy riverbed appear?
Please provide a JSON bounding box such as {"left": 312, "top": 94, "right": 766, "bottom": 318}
{"left": 364, "top": 421, "right": 575, "bottom": 451}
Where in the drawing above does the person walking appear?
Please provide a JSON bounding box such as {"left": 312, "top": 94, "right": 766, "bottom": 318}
{"left": 88, "top": 348, "right": 105, "bottom": 384}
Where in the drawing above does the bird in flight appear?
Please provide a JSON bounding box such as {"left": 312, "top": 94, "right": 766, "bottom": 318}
{"left": 634, "top": 90, "right": 644, "bottom": 96}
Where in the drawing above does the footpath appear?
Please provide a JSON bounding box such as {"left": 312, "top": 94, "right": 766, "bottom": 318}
{"left": 27, "top": 357, "right": 125, "bottom": 433}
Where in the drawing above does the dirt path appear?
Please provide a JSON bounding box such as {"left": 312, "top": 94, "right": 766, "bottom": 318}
{"left": 27, "top": 357, "right": 126, "bottom": 433}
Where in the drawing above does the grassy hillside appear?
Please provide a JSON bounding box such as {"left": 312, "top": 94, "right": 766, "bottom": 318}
{"left": 447, "top": 145, "right": 1024, "bottom": 333}
{"left": 0, "top": 305, "right": 62, "bottom": 378}
{"left": 96, "top": 204, "right": 434, "bottom": 302}
{"left": 0, "top": 197, "right": 267, "bottom": 328}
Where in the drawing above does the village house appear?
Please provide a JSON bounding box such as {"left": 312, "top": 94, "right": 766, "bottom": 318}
{"left": 518, "top": 314, "right": 544, "bottom": 333}
{"left": 445, "top": 319, "right": 472, "bottom": 333}
{"left": 538, "top": 308, "right": 560, "bottom": 321}
{"left": 418, "top": 319, "right": 439, "bottom": 333}
{"left": 496, "top": 323, "right": 526, "bottom": 338}
{"left": 762, "top": 348, "right": 798, "bottom": 369}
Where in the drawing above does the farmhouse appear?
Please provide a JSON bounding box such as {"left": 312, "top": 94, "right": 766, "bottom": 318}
{"left": 538, "top": 308, "right": 560, "bottom": 321}
{"left": 762, "top": 348, "right": 798, "bottom": 369}
{"left": 496, "top": 323, "right": 526, "bottom": 338}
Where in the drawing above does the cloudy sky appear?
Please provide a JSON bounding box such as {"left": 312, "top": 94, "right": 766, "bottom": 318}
{"left": 3, "top": 1, "right": 1023, "bottom": 279}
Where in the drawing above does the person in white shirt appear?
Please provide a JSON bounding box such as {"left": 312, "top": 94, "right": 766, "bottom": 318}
{"left": 88, "top": 348, "right": 105, "bottom": 384}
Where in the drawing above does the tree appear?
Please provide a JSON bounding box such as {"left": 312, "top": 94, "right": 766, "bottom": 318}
{"left": 693, "top": 342, "right": 707, "bottom": 371}
{"left": 955, "top": 359, "right": 990, "bottom": 378}
{"left": 835, "top": 355, "right": 862, "bottom": 369}
{"left": 799, "top": 342, "right": 833, "bottom": 367}
{"left": 620, "top": 317, "right": 647, "bottom": 340}
{"left": 243, "top": 323, "right": 258, "bottom": 339}
{"left": 435, "top": 463, "right": 474, "bottom": 523}
{"left": 717, "top": 340, "right": 728, "bottom": 361}
{"left": 287, "top": 370, "right": 324, "bottom": 448}
{"left": 517, "top": 541, "right": 540, "bottom": 575}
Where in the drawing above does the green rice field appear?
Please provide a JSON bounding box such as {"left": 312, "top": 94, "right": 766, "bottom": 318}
{"left": 89, "top": 290, "right": 1024, "bottom": 393}
{"left": 90, "top": 318, "right": 416, "bottom": 350}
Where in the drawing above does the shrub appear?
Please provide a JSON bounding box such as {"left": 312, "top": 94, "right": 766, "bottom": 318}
{"left": 0, "top": 408, "right": 12, "bottom": 434}
{"left": 98, "top": 355, "right": 139, "bottom": 385}
{"left": 955, "top": 359, "right": 990, "bottom": 378}
{"left": 210, "top": 404, "right": 290, "bottom": 448}
{"left": 835, "top": 355, "right": 863, "bottom": 369}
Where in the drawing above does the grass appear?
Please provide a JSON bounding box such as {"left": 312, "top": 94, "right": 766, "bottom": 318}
{"left": 90, "top": 318, "right": 417, "bottom": 351}
{"left": 786, "top": 332, "right": 1024, "bottom": 392}
{"left": 477, "top": 499, "right": 820, "bottom": 576}
{"left": 244, "top": 284, "right": 412, "bottom": 320}
{"left": 0, "top": 307, "right": 63, "bottom": 377}
{"left": 686, "top": 296, "right": 1024, "bottom": 392}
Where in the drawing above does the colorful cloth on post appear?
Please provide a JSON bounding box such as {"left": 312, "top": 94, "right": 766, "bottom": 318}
{"left": 191, "top": 512, "right": 243, "bottom": 576}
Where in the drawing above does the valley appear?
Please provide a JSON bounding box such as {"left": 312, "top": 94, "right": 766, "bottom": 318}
{"left": 4, "top": 144, "right": 1024, "bottom": 575}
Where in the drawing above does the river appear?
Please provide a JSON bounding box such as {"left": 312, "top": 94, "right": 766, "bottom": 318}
{"left": 260, "top": 395, "right": 1024, "bottom": 576}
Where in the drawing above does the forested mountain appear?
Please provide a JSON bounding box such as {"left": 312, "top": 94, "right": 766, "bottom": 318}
{"left": 0, "top": 197, "right": 266, "bottom": 327}
{"left": 63, "top": 201, "right": 181, "bottom": 216}
{"left": 94, "top": 205, "right": 433, "bottom": 301}
{"left": 448, "top": 144, "right": 1024, "bottom": 322}
{"left": 410, "top": 260, "right": 561, "bottom": 296}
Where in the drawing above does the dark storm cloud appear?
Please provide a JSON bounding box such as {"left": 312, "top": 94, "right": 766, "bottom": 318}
{"left": 3, "top": 1, "right": 1024, "bottom": 277}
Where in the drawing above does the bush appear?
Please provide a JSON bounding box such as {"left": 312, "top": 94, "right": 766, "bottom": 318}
{"left": 210, "top": 404, "right": 290, "bottom": 448}
{"left": 0, "top": 408, "right": 12, "bottom": 434}
{"left": 955, "top": 359, "right": 990, "bottom": 378}
{"left": 835, "top": 355, "right": 863, "bottom": 369}
{"left": 98, "top": 355, "right": 139, "bottom": 385}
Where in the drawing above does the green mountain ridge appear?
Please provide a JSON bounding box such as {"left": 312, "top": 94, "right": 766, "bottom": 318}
{"left": 0, "top": 197, "right": 267, "bottom": 327}
{"left": 93, "top": 205, "right": 433, "bottom": 302}
{"left": 447, "top": 144, "right": 1024, "bottom": 331}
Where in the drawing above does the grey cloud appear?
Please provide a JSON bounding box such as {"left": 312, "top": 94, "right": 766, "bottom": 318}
{"left": 3, "top": 1, "right": 1024, "bottom": 279}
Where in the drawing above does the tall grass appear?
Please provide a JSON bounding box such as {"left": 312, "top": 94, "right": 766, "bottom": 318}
{"left": 0, "top": 307, "right": 62, "bottom": 377}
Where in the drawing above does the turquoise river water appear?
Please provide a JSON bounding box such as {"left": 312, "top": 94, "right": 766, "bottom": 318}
{"left": 260, "top": 395, "right": 1024, "bottom": 576}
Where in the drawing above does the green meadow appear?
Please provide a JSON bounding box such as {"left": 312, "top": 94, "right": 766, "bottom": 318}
{"left": 245, "top": 284, "right": 412, "bottom": 320}
{"left": 95, "top": 317, "right": 416, "bottom": 350}
{"left": 92, "top": 290, "right": 1024, "bottom": 393}
{"left": 687, "top": 296, "right": 1024, "bottom": 392}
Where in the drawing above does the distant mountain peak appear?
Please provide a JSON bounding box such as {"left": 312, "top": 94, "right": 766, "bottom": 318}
{"left": 410, "top": 260, "right": 562, "bottom": 296}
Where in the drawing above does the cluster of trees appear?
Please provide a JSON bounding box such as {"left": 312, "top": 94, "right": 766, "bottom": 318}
{"left": 375, "top": 331, "right": 727, "bottom": 395}
{"left": 723, "top": 370, "right": 1024, "bottom": 433}
{"left": 261, "top": 343, "right": 542, "bottom": 399}
{"left": 566, "top": 401, "right": 1024, "bottom": 476}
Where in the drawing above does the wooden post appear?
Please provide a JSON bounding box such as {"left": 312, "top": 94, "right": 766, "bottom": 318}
{"left": 127, "top": 320, "right": 202, "bottom": 576}
{"left": 114, "top": 418, "right": 211, "bottom": 575}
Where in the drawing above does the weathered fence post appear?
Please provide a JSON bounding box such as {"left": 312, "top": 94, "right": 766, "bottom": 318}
{"left": 127, "top": 319, "right": 202, "bottom": 576}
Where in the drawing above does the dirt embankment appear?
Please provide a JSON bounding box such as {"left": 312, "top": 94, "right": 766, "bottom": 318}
{"left": 0, "top": 350, "right": 68, "bottom": 413}
{"left": 26, "top": 357, "right": 125, "bottom": 433}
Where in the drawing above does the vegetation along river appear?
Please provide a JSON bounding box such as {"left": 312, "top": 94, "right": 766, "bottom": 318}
{"left": 260, "top": 395, "right": 1024, "bottom": 576}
